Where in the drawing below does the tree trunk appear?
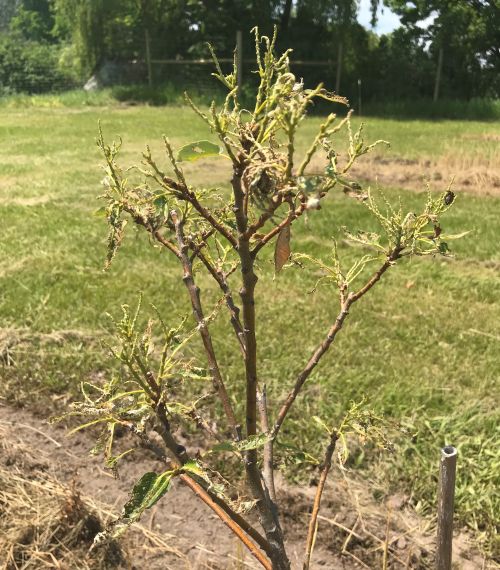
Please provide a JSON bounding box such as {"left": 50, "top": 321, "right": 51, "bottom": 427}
{"left": 232, "top": 164, "right": 290, "bottom": 570}
{"left": 281, "top": 0, "right": 293, "bottom": 30}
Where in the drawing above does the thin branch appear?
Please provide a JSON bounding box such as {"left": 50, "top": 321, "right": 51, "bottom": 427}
{"left": 142, "top": 150, "right": 237, "bottom": 249}
{"left": 350, "top": 247, "right": 401, "bottom": 302}
{"left": 303, "top": 430, "right": 339, "bottom": 570}
{"left": 186, "top": 409, "right": 222, "bottom": 442}
{"left": 257, "top": 386, "right": 276, "bottom": 503}
{"left": 172, "top": 210, "right": 241, "bottom": 440}
{"left": 194, "top": 248, "right": 246, "bottom": 356}
{"left": 163, "top": 136, "right": 187, "bottom": 187}
{"left": 122, "top": 205, "right": 181, "bottom": 258}
{"left": 272, "top": 247, "right": 401, "bottom": 438}
{"left": 212, "top": 104, "right": 240, "bottom": 165}
{"left": 126, "top": 369, "right": 271, "bottom": 564}
{"left": 163, "top": 175, "right": 238, "bottom": 249}
{"left": 297, "top": 113, "right": 338, "bottom": 177}
{"left": 125, "top": 408, "right": 271, "bottom": 567}
{"left": 245, "top": 193, "right": 284, "bottom": 239}
{"left": 272, "top": 300, "right": 350, "bottom": 438}
{"left": 251, "top": 200, "right": 307, "bottom": 258}
{"left": 180, "top": 474, "right": 272, "bottom": 569}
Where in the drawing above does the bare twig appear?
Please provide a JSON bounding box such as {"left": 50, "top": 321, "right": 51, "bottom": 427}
{"left": 272, "top": 299, "right": 350, "bottom": 438}
{"left": 245, "top": 194, "right": 284, "bottom": 239}
{"left": 251, "top": 200, "right": 306, "bottom": 258}
{"left": 303, "top": 430, "right": 339, "bottom": 570}
{"left": 172, "top": 210, "right": 241, "bottom": 440}
{"left": 194, "top": 248, "right": 246, "bottom": 356}
{"left": 123, "top": 205, "right": 181, "bottom": 258}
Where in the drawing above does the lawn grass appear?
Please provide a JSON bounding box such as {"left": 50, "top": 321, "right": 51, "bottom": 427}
{"left": 3, "top": 88, "right": 499, "bottom": 121}
{"left": 1, "top": 103, "right": 499, "bottom": 557}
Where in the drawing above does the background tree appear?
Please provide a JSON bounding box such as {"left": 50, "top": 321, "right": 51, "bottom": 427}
{"left": 385, "top": 0, "right": 500, "bottom": 100}
{"left": 1, "top": 0, "right": 498, "bottom": 101}
{"left": 7, "top": 0, "right": 55, "bottom": 43}
{"left": 0, "top": 0, "right": 21, "bottom": 32}
{"left": 53, "top": 0, "right": 108, "bottom": 77}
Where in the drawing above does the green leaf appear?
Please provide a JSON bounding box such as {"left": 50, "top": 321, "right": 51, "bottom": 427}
{"left": 153, "top": 194, "right": 168, "bottom": 218}
{"left": 124, "top": 471, "right": 173, "bottom": 518}
{"left": 93, "top": 206, "right": 107, "bottom": 218}
{"left": 439, "top": 242, "right": 450, "bottom": 254}
{"left": 297, "top": 175, "right": 323, "bottom": 194}
{"left": 94, "top": 470, "right": 175, "bottom": 546}
{"left": 177, "top": 140, "right": 222, "bottom": 162}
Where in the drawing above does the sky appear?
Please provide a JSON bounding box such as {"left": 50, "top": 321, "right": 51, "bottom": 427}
{"left": 357, "top": 0, "right": 401, "bottom": 34}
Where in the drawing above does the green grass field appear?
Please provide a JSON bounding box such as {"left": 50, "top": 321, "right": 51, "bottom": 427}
{"left": 1, "top": 102, "right": 499, "bottom": 557}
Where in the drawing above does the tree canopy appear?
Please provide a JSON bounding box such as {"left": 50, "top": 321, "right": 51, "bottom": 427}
{"left": 0, "top": 0, "right": 498, "bottom": 100}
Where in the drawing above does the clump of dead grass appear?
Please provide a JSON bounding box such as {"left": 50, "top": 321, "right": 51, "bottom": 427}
{"left": 0, "top": 424, "right": 185, "bottom": 570}
{"left": 0, "top": 458, "right": 126, "bottom": 569}
{"left": 0, "top": 327, "right": 102, "bottom": 366}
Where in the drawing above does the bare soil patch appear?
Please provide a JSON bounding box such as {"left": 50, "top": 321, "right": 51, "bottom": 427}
{"left": 349, "top": 154, "right": 500, "bottom": 197}
{"left": 0, "top": 403, "right": 493, "bottom": 569}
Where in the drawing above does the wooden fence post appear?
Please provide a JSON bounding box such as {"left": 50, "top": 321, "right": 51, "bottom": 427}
{"left": 357, "top": 78, "right": 362, "bottom": 117}
{"left": 145, "top": 28, "right": 153, "bottom": 87}
{"left": 433, "top": 45, "right": 443, "bottom": 102}
{"left": 236, "top": 30, "right": 243, "bottom": 94}
{"left": 436, "top": 445, "right": 457, "bottom": 570}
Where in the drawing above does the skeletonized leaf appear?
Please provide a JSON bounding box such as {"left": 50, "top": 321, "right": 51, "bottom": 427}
{"left": 236, "top": 433, "right": 270, "bottom": 451}
{"left": 274, "top": 225, "right": 291, "bottom": 272}
{"left": 210, "top": 441, "right": 237, "bottom": 453}
{"left": 315, "top": 89, "right": 349, "bottom": 106}
{"left": 182, "top": 459, "right": 210, "bottom": 483}
{"left": 297, "top": 175, "right": 323, "bottom": 194}
{"left": 153, "top": 194, "right": 169, "bottom": 220}
{"left": 210, "top": 433, "right": 270, "bottom": 454}
{"left": 276, "top": 440, "right": 319, "bottom": 466}
{"left": 177, "top": 140, "right": 222, "bottom": 162}
{"left": 105, "top": 205, "right": 127, "bottom": 269}
{"left": 441, "top": 230, "right": 472, "bottom": 241}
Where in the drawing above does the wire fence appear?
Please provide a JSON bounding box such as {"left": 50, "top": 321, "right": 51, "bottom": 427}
{"left": 0, "top": 30, "right": 356, "bottom": 106}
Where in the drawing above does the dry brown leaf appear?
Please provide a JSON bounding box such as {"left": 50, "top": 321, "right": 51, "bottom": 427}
{"left": 274, "top": 225, "right": 291, "bottom": 272}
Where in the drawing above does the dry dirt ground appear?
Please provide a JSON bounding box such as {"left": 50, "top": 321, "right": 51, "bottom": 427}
{"left": 0, "top": 404, "right": 493, "bottom": 570}
{"left": 319, "top": 146, "right": 500, "bottom": 198}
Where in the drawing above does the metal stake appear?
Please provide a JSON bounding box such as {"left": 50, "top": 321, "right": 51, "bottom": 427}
{"left": 436, "top": 445, "right": 457, "bottom": 570}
